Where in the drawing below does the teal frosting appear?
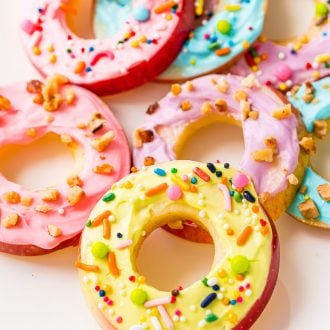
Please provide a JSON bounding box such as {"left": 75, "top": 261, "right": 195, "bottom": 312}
{"left": 160, "top": 0, "right": 266, "bottom": 79}
{"left": 288, "top": 167, "right": 330, "bottom": 225}
{"left": 94, "top": 0, "right": 133, "bottom": 39}
{"left": 289, "top": 76, "right": 330, "bottom": 132}
{"left": 288, "top": 76, "right": 330, "bottom": 226}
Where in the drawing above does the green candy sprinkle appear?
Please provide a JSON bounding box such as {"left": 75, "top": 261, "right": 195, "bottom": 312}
{"left": 171, "top": 168, "right": 178, "bottom": 174}
{"left": 91, "top": 242, "right": 109, "bottom": 259}
{"left": 102, "top": 192, "right": 116, "bottom": 202}
{"left": 202, "top": 277, "right": 209, "bottom": 287}
{"left": 217, "top": 20, "right": 232, "bottom": 35}
{"left": 230, "top": 255, "right": 250, "bottom": 275}
{"left": 205, "top": 313, "right": 219, "bottom": 323}
{"left": 86, "top": 220, "right": 92, "bottom": 227}
{"left": 130, "top": 288, "right": 148, "bottom": 305}
{"left": 208, "top": 42, "right": 219, "bottom": 50}
{"left": 315, "top": 3, "right": 329, "bottom": 16}
{"left": 234, "top": 191, "right": 243, "bottom": 202}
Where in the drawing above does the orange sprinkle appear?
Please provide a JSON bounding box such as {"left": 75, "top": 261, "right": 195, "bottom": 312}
{"left": 216, "top": 48, "right": 231, "bottom": 56}
{"left": 236, "top": 187, "right": 244, "bottom": 193}
{"left": 145, "top": 183, "right": 168, "bottom": 197}
{"left": 75, "top": 261, "right": 99, "bottom": 272}
{"left": 226, "top": 228, "right": 234, "bottom": 236}
{"left": 261, "top": 226, "right": 270, "bottom": 236}
{"left": 74, "top": 61, "right": 86, "bottom": 74}
{"left": 131, "top": 166, "right": 138, "bottom": 173}
{"left": 223, "top": 297, "right": 230, "bottom": 305}
{"left": 91, "top": 210, "right": 112, "bottom": 228}
{"left": 154, "top": 0, "right": 176, "bottom": 14}
{"left": 103, "top": 218, "right": 111, "bottom": 240}
{"left": 236, "top": 226, "right": 253, "bottom": 246}
{"left": 220, "top": 177, "right": 228, "bottom": 185}
{"left": 252, "top": 205, "right": 259, "bottom": 213}
{"left": 108, "top": 252, "right": 120, "bottom": 276}
{"left": 236, "top": 274, "right": 245, "bottom": 281}
{"left": 190, "top": 185, "right": 197, "bottom": 193}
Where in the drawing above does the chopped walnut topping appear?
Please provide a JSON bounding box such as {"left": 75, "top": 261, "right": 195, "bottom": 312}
{"left": 64, "top": 88, "right": 76, "bottom": 105}
{"left": 241, "top": 74, "right": 258, "bottom": 88}
{"left": 287, "top": 174, "right": 299, "bottom": 185}
{"left": 35, "top": 205, "right": 52, "bottom": 213}
{"left": 144, "top": 156, "right": 155, "bottom": 166}
{"left": 21, "top": 197, "right": 33, "bottom": 206}
{"left": 26, "top": 128, "right": 37, "bottom": 137}
{"left": 91, "top": 130, "right": 115, "bottom": 152}
{"left": 76, "top": 122, "right": 86, "bottom": 129}
{"left": 26, "top": 80, "right": 44, "bottom": 94}
{"left": 251, "top": 148, "right": 274, "bottom": 162}
{"left": 302, "top": 93, "right": 315, "bottom": 104}
{"left": 186, "top": 81, "right": 194, "bottom": 91}
{"left": 317, "top": 184, "right": 330, "bottom": 202}
{"left": 215, "top": 99, "right": 227, "bottom": 112}
{"left": 299, "top": 136, "right": 316, "bottom": 154}
{"left": 134, "top": 129, "right": 154, "bottom": 148}
{"left": 298, "top": 199, "right": 320, "bottom": 219}
{"left": 0, "top": 95, "right": 11, "bottom": 110}
{"left": 93, "top": 163, "right": 113, "bottom": 175}
{"left": 88, "top": 113, "right": 105, "bottom": 133}
{"left": 1, "top": 214, "right": 19, "bottom": 228}
{"left": 240, "top": 100, "right": 251, "bottom": 120}
{"left": 60, "top": 134, "right": 73, "bottom": 145}
{"left": 215, "top": 77, "right": 229, "bottom": 93}
{"left": 41, "top": 189, "right": 60, "bottom": 202}
{"left": 271, "top": 104, "right": 292, "bottom": 119}
{"left": 233, "top": 90, "right": 248, "bottom": 101}
{"left": 46, "top": 115, "right": 54, "bottom": 123}
{"left": 67, "top": 175, "right": 83, "bottom": 187}
{"left": 249, "top": 110, "right": 259, "bottom": 120}
{"left": 180, "top": 101, "right": 192, "bottom": 111}
{"left": 2, "top": 191, "right": 21, "bottom": 204}
{"left": 47, "top": 224, "right": 62, "bottom": 237}
{"left": 146, "top": 102, "right": 159, "bottom": 115}
{"left": 201, "top": 102, "right": 214, "bottom": 115}
{"left": 264, "top": 136, "right": 278, "bottom": 155}
{"left": 43, "top": 93, "right": 62, "bottom": 112}
{"left": 313, "top": 120, "right": 327, "bottom": 139}
{"left": 299, "top": 185, "right": 307, "bottom": 194}
{"left": 33, "top": 94, "right": 44, "bottom": 105}
{"left": 171, "top": 84, "right": 182, "bottom": 96}
{"left": 67, "top": 185, "right": 85, "bottom": 206}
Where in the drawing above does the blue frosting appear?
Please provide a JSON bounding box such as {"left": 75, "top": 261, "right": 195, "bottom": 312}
{"left": 160, "top": 0, "right": 266, "bottom": 79}
{"left": 288, "top": 77, "right": 330, "bottom": 226}
{"left": 94, "top": 0, "right": 133, "bottom": 39}
{"left": 289, "top": 76, "right": 330, "bottom": 132}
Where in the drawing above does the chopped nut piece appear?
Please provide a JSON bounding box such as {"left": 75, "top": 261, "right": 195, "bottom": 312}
{"left": 26, "top": 128, "right": 37, "bottom": 137}
{"left": 201, "top": 102, "right": 214, "bottom": 115}
{"left": 46, "top": 115, "right": 54, "bottom": 123}
{"left": 144, "top": 156, "right": 155, "bottom": 166}
{"left": 215, "top": 99, "right": 227, "bottom": 112}
{"left": 299, "top": 136, "right": 316, "bottom": 154}
{"left": 171, "top": 84, "right": 182, "bottom": 96}
{"left": 313, "top": 120, "right": 327, "bottom": 139}
{"left": 186, "top": 81, "right": 194, "bottom": 91}
{"left": 91, "top": 130, "right": 115, "bottom": 152}
{"left": 264, "top": 136, "right": 278, "bottom": 155}
{"left": 47, "top": 74, "right": 69, "bottom": 87}
{"left": 2, "top": 214, "right": 19, "bottom": 228}
{"left": 180, "top": 101, "right": 192, "bottom": 111}
{"left": 298, "top": 199, "right": 320, "bottom": 219}
{"left": 67, "top": 185, "right": 85, "bottom": 206}
{"left": 35, "top": 205, "right": 52, "bottom": 213}
{"left": 241, "top": 74, "right": 258, "bottom": 88}
{"left": 33, "top": 94, "right": 44, "bottom": 105}
{"left": 251, "top": 148, "right": 274, "bottom": 162}
{"left": 26, "top": 80, "right": 44, "bottom": 94}
{"left": 233, "top": 90, "right": 248, "bottom": 101}
{"left": 47, "top": 224, "right": 62, "bottom": 237}
{"left": 135, "top": 129, "right": 154, "bottom": 147}
{"left": 302, "top": 93, "right": 315, "bottom": 104}
{"left": 77, "top": 122, "right": 86, "bottom": 129}
{"left": 240, "top": 100, "right": 251, "bottom": 120}
{"left": 271, "top": 104, "right": 292, "bottom": 119}
{"left": 64, "top": 88, "right": 76, "bottom": 105}
{"left": 249, "top": 110, "right": 259, "bottom": 120}
{"left": 287, "top": 174, "right": 299, "bottom": 185}
{"left": 216, "top": 77, "right": 229, "bottom": 93}
{"left": 93, "top": 163, "right": 113, "bottom": 175}
{"left": 2, "top": 191, "right": 21, "bottom": 204}
{"left": 60, "top": 134, "right": 73, "bottom": 144}
{"left": 67, "top": 175, "right": 83, "bottom": 187}
{"left": 41, "top": 189, "right": 60, "bottom": 202}
{"left": 0, "top": 95, "right": 11, "bottom": 110}
{"left": 43, "top": 93, "right": 62, "bottom": 112}
{"left": 88, "top": 113, "right": 105, "bottom": 133}
{"left": 299, "top": 185, "right": 307, "bottom": 194}
{"left": 146, "top": 102, "right": 159, "bottom": 115}
{"left": 317, "top": 184, "right": 330, "bottom": 201}
{"left": 21, "top": 197, "right": 33, "bottom": 206}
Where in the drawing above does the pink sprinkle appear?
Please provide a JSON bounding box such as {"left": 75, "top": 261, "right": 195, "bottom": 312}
{"left": 95, "top": 286, "right": 100, "bottom": 291}
{"left": 237, "top": 297, "right": 243, "bottom": 303}
{"left": 166, "top": 184, "right": 182, "bottom": 201}
{"left": 218, "top": 183, "right": 232, "bottom": 211}
{"left": 21, "top": 19, "right": 36, "bottom": 35}
{"left": 158, "top": 305, "right": 174, "bottom": 329}
{"left": 115, "top": 240, "right": 132, "bottom": 250}
{"left": 182, "top": 175, "right": 188, "bottom": 182}
{"left": 103, "top": 297, "right": 109, "bottom": 302}
{"left": 90, "top": 51, "right": 115, "bottom": 66}
{"left": 175, "top": 310, "right": 181, "bottom": 316}
{"left": 246, "top": 283, "right": 251, "bottom": 289}
{"left": 204, "top": 33, "right": 210, "bottom": 39}
{"left": 107, "top": 300, "right": 114, "bottom": 306}
{"left": 232, "top": 173, "right": 249, "bottom": 188}
{"left": 275, "top": 63, "right": 293, "bottom": 82}
{"left": 144, "top": 296, "right": 172, "bottom": 308}
{"left": 239, "top": 286, "right": 244, "bottom": 292}
{"left": 116, "top": 316, "right": 123, "bottom": 323}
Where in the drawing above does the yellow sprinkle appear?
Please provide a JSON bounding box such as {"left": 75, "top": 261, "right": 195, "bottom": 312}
{"left": 131, "top": 40, "right": 140, "bottom": 48}
{"left": 293, "top": 42, "right": 302, "bottom": 51}
{"left": 165, "top": 14, "right": 173, "bottom": 20}
{"left": 171, "top": 174, "right": 190, "bottom": 191}
{"left": 278, "top": 83, "right": 287, "bottom": 91}
{"left": 47, "top": 44, "right": 54, "bottom": 53}
{"left": 227, "top": 312, "right": 238, "bottom": 323}
{"left": 254, "top": 57, "right": 261, "bottom": 64}
{"left": 251, "top": 65, "right": 259, "bottom": 72}
{"left": 190, "top": 58, "right": 197, "bottom": 65}
{"left": 124, "top": 32, "right": 131, "bottom": 39}
{"left": 304, "top": 195, "right": 310, "bottom": 200}
{"left": 151, "top": 307, "right": 158, "bottom": 316}
{"left": 218, "top": 269, "right": 227, "bottom": 278}
{"left": 241, "top": 40, "right": 250, "bottom": 49}
{"left": 121, "top": 181, "right": 133, "bottom": 189}
{"left": 300, "top": 35, "right": 309, "bottom": 44}
{"left": 315, "top": 53, "right": 330, "bottom": 63}
{"left": 137, "top": 276, "right": 146, "bottom": 284}
{"left": 259, "top": 35, "right": 267, "bottom": 43}
{"left": 140, "top": 35, "right": 147, "bottom": 43}
{"left": 225, "top": 4, "right": 241, "bottom": 11}
{"left": 32, "top": 46, "right": 41, "bottom": 56}
{"left": 140, "top": 316, "right": 147, "bottom": 323}
{"left": 313, "top": 71, "right": 321, "bottom": 79}
{"left": 195, "top": 0, "right": 204, "bottom": 16}
{"left": 26, "top": 128, "right": 37, "bottom": 137}
{"left": 49, "top": 54, "right": 57, "bottom": 64}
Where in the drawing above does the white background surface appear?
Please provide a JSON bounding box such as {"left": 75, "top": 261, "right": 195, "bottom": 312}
{"left": 0, "top": 0, "right": 330, "bottom": 329}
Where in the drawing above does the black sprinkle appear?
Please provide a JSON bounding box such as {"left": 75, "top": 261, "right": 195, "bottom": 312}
{"left": 207, "top": 163, "right": 216, "bottom": 173}
{"left": 243, "top": 191, "right": 256, "bottom": 203}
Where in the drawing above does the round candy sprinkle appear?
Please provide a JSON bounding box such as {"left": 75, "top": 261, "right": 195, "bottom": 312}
{"left": 133, "top": 6, "right": 151, "bottom": 22}
{"left": 216, "top": 171, "right": 222, "bottom": 177}
{"left": 217, "top": 20, "right": 232, "bottom": 35}
{"left": 224, "top": 162, "right": 230, "bottom": 169}
{"left": 315, "top": 3, "right": 329, "bottom": 16}
{"left": 130, "top": 288, "right": 148, "bottom": 305}
{"left": 91, "top": 242, "right": 109, "bottom": 259}
{"left": 234, "top": 191, "right": 243, "bottom": 202}
{"left": 166, "top": 184, "right": 182, "bottom": 201}
{"left": 232, "top": 173, "right": 249, "bottom": 188}
{"left": 230, "top": 255, "right": 250, "bottom": 274}
{"left": 275, "top": 63, "right": 293, "bottom": 82}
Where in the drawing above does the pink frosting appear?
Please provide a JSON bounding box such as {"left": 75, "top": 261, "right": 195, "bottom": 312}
{"left": 230, "top": 25, "right": 330, "bottom": 89}
{"left": 0, "top": 81, "right": 130, "bottom": 250}
{"left": 133, "top": 74, "right": 299, "bottom": 196}
{"left": 20, "top": 0, "right": 193, "bottom": 95}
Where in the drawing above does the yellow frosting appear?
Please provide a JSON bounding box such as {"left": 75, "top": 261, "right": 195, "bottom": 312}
{"left": 78, "top": 160, "right": 274, "bottom": 329}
